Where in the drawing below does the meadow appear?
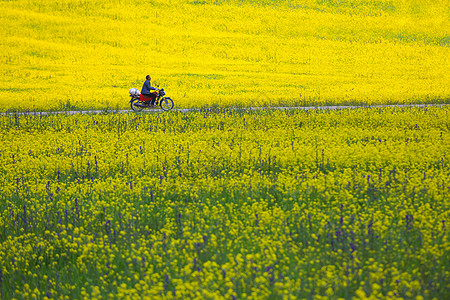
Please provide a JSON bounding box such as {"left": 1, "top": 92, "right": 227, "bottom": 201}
{"left": 0, "top": 106, "right": 449, "bottom": 298}
{"left": 1, "top": 0, "right": 449, "bottom": 112}
{"left": 1, "top": 0, "right": 450, "bottom": 299}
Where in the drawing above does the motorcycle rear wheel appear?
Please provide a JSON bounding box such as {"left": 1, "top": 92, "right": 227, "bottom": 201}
{"left": 130, "top": 98, "right": 144, "bottom": 112}
{"left": 160, "top": 97, "right": 174, "bottom": 111}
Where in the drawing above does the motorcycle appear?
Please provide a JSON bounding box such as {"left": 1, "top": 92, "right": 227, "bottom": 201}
{"left": 129, "top": 87, "right": 174, "bottom": 112}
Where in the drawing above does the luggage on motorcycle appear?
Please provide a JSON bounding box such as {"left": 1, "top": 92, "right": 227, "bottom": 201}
{"left": 129, "top": 88, "right": 140, "bottom": 97}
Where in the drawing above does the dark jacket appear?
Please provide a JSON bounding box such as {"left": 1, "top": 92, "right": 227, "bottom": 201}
{"left": 141, "top": 80, "right": 157, "bottom": 94}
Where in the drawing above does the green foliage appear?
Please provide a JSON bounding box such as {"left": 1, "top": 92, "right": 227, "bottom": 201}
{"left": 0, "top": 106, "right": 449, "bottom": 298}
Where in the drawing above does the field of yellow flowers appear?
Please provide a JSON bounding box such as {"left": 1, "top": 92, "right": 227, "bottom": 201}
{"left": 1, "top": 106, "right": 449, "bottom": 298}
{"left": 1, "top": 0, "right": 450, "bottom": 299}
{"left": 1, "top": 0, "right": 449, "bottom": 112}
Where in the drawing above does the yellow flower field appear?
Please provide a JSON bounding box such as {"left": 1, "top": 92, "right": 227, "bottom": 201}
{"left": 1, "top": 0, "right": 449, "bottom": 112}
{"left": 1, "top": 0, "right": 449, "bottom": 299}
{"left": 0, "top": 106, "right": 449, "bottom": 298}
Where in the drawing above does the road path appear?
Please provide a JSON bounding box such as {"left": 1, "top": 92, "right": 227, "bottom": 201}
{"left": 1, "top": 103, "right": 447, "bottom": 116}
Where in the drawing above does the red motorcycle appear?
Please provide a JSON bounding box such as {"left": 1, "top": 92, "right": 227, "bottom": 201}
{"left": 129, "top": 88, "right": 174, "bottom": 111}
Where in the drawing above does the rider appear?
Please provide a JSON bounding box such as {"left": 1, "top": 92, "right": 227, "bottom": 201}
{"left": 141, "top": 75, "right": 159, "bottom": 106}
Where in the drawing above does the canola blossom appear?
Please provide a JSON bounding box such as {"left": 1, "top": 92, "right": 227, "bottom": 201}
{"left": 0, "top": 106, "right": 449, "bottom": 299}
{"left": 0, "top": 0, "right": 449, "bottom": 111}
{"left": 1, "top": 0, "right": 449, "bottom": 299}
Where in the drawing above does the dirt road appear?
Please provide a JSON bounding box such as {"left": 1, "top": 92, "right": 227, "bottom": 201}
{"left": 1, "top": 103, "right": 447, "bottom": 116}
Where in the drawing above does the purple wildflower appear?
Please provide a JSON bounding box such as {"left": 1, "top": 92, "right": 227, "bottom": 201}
{"left": 164, "top": 274, "right": 169, "bottom": 291}
{"left": 405, "top": 215, "right": 413, "bottom": 230}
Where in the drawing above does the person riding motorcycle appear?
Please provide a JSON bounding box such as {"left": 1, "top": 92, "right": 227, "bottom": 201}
{"left": 141, "top": 75, "right": 159, "bottom": 106}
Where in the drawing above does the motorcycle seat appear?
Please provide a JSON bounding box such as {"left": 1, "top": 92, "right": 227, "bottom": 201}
{"left": 140, "top": 94, "right": 153, "bottom": 101}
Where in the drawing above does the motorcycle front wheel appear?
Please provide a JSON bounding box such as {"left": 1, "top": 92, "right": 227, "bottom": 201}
{"left": 130, "top": 98, "right": 144, "bottom": 112}
{"left": 160, "top": 97, "right": 174, "bottom": 111}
